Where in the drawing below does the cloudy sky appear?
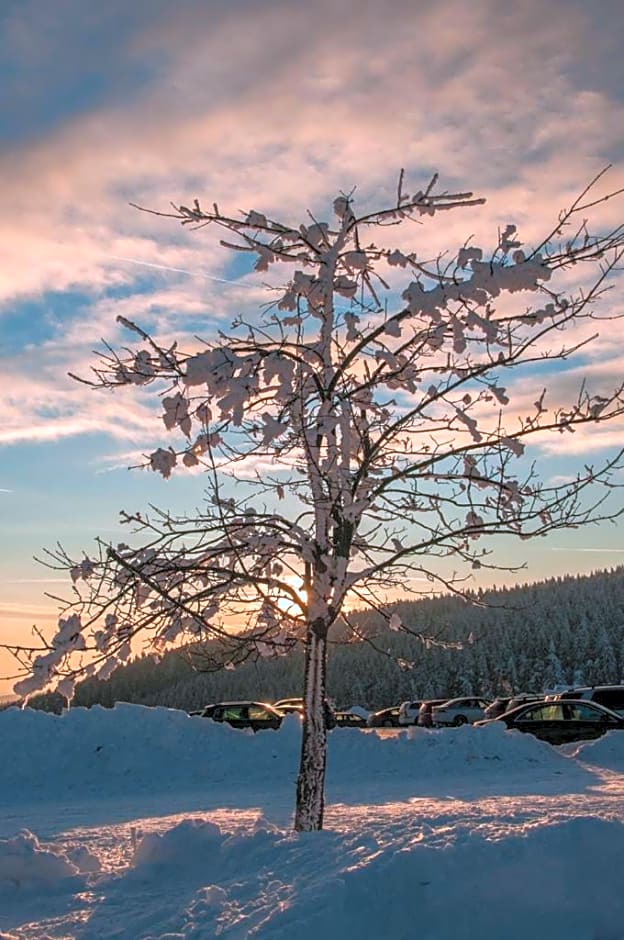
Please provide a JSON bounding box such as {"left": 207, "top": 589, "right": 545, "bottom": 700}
{"left": 2, "top": 0, "right": 624, "bottom": 686}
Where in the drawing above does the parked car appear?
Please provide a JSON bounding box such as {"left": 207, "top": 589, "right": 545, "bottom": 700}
{"left": 398, "top": 700, "right": 423, "bottom": 726}
{"left": 194, "top": 701, "right": 284, "bottom": 731}
{"left": 476, "top": 698, "right": 624, "bottom": 745}
{"left": 507, "top": 692, "right": 543, "bottom": 711}
{"left": 273, "top": 697, "right": 337, "bottom": 729}
{"left": 367, "top": 706, "right": 401, "bottom": 728}
{"left": 484, "top": 693, "right": 541, "bottom": 720}
{"left": 432, "top": 697, "right": 491, "bottom": 726}
{"left": 551, "top": 686, "right": 624, "bottom": 716}
{"left": 417, "top": 699, "right": 449, "bottom": 727}
{"left": 483, "top": 697, "right": 511, "bottom": 720}
{"left": 334, "top": 711, "right": 368, "bottom": 728}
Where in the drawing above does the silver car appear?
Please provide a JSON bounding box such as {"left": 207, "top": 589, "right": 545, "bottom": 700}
{"left": 431, "top": 696, "right": 491, "bottom": 727}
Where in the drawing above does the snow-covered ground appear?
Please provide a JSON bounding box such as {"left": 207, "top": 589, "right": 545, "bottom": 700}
{"left": 1, "top": 704, "right": 624, "bottom": 939}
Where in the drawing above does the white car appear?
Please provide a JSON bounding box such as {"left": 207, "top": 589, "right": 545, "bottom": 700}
{"left": 431, "top": 697, "right": 491, "bottom": 727}
{"left": 398, "top": 700, "right": 423, "bottom": 726}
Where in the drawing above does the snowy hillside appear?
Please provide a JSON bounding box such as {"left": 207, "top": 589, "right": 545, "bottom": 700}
{"left": 2, "top": 704, "right": 624, "bottom": 938}
{"left": 47, "top": 567, "right": 624, "bottom": 717}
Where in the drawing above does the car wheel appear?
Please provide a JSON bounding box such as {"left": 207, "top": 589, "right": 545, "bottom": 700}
{"left": 453, "top": 714, "right": 467, "bottom": 726}
{"left": 382, "top": 719, "right": 393, "bottom": 727}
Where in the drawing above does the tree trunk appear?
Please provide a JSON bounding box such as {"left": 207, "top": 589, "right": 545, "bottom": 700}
{"left": 294, "top": 624, "right": 328, "bottom": 831}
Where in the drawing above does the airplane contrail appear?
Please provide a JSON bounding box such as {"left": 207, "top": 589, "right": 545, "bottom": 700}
{"left": 550, "top": 547, "right": 624, "bottom": 553}
{"left": 106, "top": 254, "right": 252, "bottom": 286}
{"left": 2, "top": 578, "right": 67, "bottom": 584}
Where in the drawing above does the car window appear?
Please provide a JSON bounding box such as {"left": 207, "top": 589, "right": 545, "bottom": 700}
{"left": 212, "top": 707, "right": 224, "bottom": 721}
{"left": 223, "top": 706, "right": 245, "bottom": 721}
{"left": 478, "top": 700, "right": 489, "bottom": 708}
{"left": 565, "top": 703, "right": 616, "bottom": 722}
{"left": 248, "top": 705, "right": 273, "bottom": 720}
{"left": 517, "top": 704, "right": 564, "bottom": 722}
{"left": 594, "top": 690, "right": 624, "bottom": 709}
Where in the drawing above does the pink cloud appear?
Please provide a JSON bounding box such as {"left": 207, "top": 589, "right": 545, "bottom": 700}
{"left": 2, "top": 0, "right": 623, "bottom": 457}
{"left": 0, "top": 352, "right": 158, "bottom": 447}
{"left": 2, "top": 0, "right": 622, "bottom": 305}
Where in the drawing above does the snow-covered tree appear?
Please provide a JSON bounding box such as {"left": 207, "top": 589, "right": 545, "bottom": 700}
{"left": 8, "top": 169, "right": 624, "bottom": 830}
{"left": 543, "top": 641, "right": 567, "bottom": 691}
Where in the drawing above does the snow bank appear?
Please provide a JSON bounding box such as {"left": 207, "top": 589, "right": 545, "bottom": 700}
{"left": 266, "top": 815, "right": 624, "bottom": 940}
{"left": 568, "top": 729, "right": 624, "bottom": 770}
{"left": 331, "top": 719, "right": 572, "bottom": 778}
{"left": 76, "top": 814, "right": 624, "bottom": 940}
{"left": 0, "top": 703, "right": 301, "bottom": 806}
{"left": 132, "top": 816, "right": 223, "bottom": 868}
{"left": 0, "top": 703, "right": 588, "bottom": 810}
{"left": 0, "top": 830, "right": 98, "bottom": 895}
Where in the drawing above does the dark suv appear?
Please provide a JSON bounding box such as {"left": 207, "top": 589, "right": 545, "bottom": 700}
{"left": 553, "top": 686, "right": 624, "bottom": 716}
